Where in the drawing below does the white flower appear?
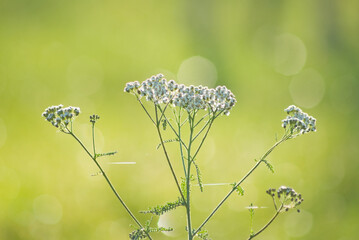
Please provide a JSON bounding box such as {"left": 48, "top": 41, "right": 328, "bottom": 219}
{"left": 42, "top": 104, "right": 81, "bottom": 130}
{"left": 282, "top": 105, "right": 316, "bottom": 135}
{"left": 124, "top": 73, "right": 237, "bottom": 116}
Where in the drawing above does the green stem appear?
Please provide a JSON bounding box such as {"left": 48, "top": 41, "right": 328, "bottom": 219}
{"left": 67, "top": 130, "right": 152, "bottom": 240}
{"left": 178, "top": 109, "right": 187, "bottom": 178}
{"left": 136, "top": 95, "right": 156, "bottom": 126}
{"left": 191, "top": 109, "right": 224, "bottom": 161}
{"left": 155, "top": 105, "right": 187, "bottom": 204}
{"left": 248, "top": 204, "right": 284, "bottom": 239}
{"left": 191, "top": 117, "right": 214, "bottom": 161}
{"left": 193, "top": 136, "right": 289, "bottom": 236}
{"left": 192, "top": 118, "right": 212, "bottom": 142}
{"left": 157, "top": 106, "right": 189, "bottom": 151}
{"left": 92, "top": 123, "right": 96, "bottom": 157}
{"left": 158, "top": 96, "right": 174, "bottom": 123}
{"left": 193, "top": 113, "right": 209, "bottom": 128}
{"left": 186, "top": 111, "right": 196, "bottom": 240}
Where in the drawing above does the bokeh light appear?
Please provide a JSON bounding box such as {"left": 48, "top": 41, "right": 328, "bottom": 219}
{"left": 289, "top": 68, "right": 325, "bottom": 108}
{"left": 177, "top": 56, "right": 217, "bottom": 87}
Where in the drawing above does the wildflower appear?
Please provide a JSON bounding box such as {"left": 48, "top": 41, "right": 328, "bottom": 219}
{"left": 282, "top": 105, "right": 316, "bottom": 136}
{"left": 267, "top": 186, "right": 303, "bottom": 212}
{"left": 124, "top": 73, "right": 237, "bottom": 115}
{"left": 42, "top": 105, "right": 80, "bottom": 132}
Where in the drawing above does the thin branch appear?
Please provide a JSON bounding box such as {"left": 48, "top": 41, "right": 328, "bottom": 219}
{"left": 157, "top": 105, "right": 188, "bottom": 151}
{"left": 158, "top": 95, "right": 174, "bottom": 123}
{"left": 192, "top": 118, "right": 212, "bottom": 142}
{"left": 92, "top": 123, "right": 96, "bottom": 157}
{"left": 67, "top": 129, "right": 152, "bottom": 240}
{"left": 193, "top": 136, "right": 289, "bottom": 236}
{"left": 248, "top": 204, "right": 284, "bottom": 239}
{"left": 193, "top": 113, "right": 210, "bottom": 128}
{"left": 191, "top": 115, "right": 215, "bottom": 161}
{"left": 155, "top": 105, "right": 187, "bottom": 204}
{"left": 136, "top": 95, "right": 156, "bottom": 126}
{"left": 177, "top": 109, "right": 188, "bottom": 178}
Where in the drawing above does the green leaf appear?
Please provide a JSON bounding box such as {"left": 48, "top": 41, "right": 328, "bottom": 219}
{"left": 156, "top": 138, "right": 179, "bottom": 149}
{"left": 129, "top": 217, "right": 173, "bottom": 239}
{"left": 231, "top": 183, "right": 245, "bottom": 196}
{"left": 95, "top": 151, "right": 117, "bottom": 158}
{"left": 162, "top": 119, "right": 167, "bottom": 130}
{"left": 140, "top": 198, "right": 185, "bottom": 215}
{"left": 129, "top": 229, "right": 148, "bottom": 240}
{"left": 181, "top": 177, "right": 187, "bottom": 200}
{"left": 262, "top": 159, "right": 275, "bottom": 173}
{"left": 192, "top": 160, "right": 204, "bottom": 192}
{"left": 148, "top": 226, "right": 173, "bottom": 233}
{"left": 196, "top": 229, "right": 211, "bottom": 240}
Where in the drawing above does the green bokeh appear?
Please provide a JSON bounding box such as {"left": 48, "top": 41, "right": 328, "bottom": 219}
{"left": 1, "top": 0, "right": 358, "bottom": 239}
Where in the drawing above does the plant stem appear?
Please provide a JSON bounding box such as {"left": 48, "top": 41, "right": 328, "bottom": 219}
{"left": 192, "top": 117, "right": 212, "bottom": 142}
{"left": 193, "top": 113, "right": 209, "bottom": 128}
{"left": 191, "top": 109, "right": 224, "bottom": 160}
{"left": 155, "top": 105, "right": 186, "bottom": 204}
{"left": 186, "top": 112, "right": 195, "bottom": 240}
{"left": 68, "top": 130, "right": 152, "bottom": 240}
{"left": 248, "top": 204, "right": 283, "bottom": 239}
{"left": 157, "top": 105, "right": 188, "bottom": 151}
{"left": 193, "top": 136, "right": 289, "bottom": 236}
{"left": 191, "top": 117, "right": 214, "bottom": 161}
{"left": 92, "top": 123, "right": 96, "bottom": 157}
{"left": 136, "top": 96, "right": 156, "bottom": 126}
{"left": 178, "top": 109, "right": 187, "bottom": 178}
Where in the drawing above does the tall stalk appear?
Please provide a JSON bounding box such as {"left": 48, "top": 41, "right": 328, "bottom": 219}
{"left": 185, "top": 111, "right": 196, "bottom": 239}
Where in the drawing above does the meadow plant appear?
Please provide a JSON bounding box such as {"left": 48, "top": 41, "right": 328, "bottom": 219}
{"left": 42, "top": 73, "right": 317, "bottom": 239}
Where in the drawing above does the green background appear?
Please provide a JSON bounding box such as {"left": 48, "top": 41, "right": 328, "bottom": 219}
{"left": 0, "top": 0, "right": 358, "bottom": 239}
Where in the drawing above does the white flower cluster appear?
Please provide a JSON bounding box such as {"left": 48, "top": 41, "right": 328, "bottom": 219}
{"left": 42, "top": 104, "right": 81, "bottom": 128}
{"left": 282, "top": 105, "right": 316, "bottom": 135}
{"left": 124, "top": 73, "right": 237, "bottom": 115}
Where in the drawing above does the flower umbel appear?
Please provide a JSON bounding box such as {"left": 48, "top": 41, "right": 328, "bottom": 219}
{"left": 42, "top": 105, "right": 80, "bottom": 132}
{"left": 266, "top": 186, "right": 303, "bottom": 212}
{"left": 282, "top": 105, "right": 316, "bottom": 137}
{"left": 124, "top": 73, "right": 237, "bottom": 115}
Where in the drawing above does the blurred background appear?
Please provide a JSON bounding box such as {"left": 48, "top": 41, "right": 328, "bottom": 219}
{"left": 0, "top": 0, "right": 358, "bottom": 239}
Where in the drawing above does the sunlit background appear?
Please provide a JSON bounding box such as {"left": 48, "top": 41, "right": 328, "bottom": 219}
{"left": 0, "top": 0, "right": 358, "bottom": 239}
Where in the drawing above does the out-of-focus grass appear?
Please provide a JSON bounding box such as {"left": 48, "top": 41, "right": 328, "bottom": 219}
{"left": 0, "top": 0, "right": 359, "bottom": 239}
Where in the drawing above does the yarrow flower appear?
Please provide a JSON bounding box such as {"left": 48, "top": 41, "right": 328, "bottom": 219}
{"left": 124, "top": 73, "right": 237, "bottom": 116}
{"left": 266, "top": 186, "right": 303, "bottom": 212}
{"left": 42, "top": 104, "right": 80, "bottom": 130}
{"left": 282, "top": 105, "right": 316, "bottom": 136}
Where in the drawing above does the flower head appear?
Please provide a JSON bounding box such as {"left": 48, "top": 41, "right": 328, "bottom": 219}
{"left": 266, "top": 186, "right": 303, "bottom": 212}
{"left": 124, "top": 73, "right": 237, "bottom": 115}
{"left": 42, "top": 105, "right": 80, "bottom": 131}
{"left": 282, "top": 105, "right": 316, "bottom": 136}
